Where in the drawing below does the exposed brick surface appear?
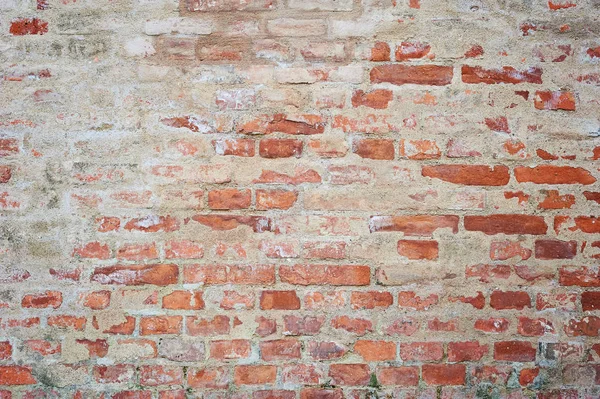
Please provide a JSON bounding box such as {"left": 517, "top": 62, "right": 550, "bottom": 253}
{"left": 0, "top": 0, "right": 599, "bottom": 397}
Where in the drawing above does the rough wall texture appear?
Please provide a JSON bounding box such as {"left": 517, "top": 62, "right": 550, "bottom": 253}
{"left": 1, "top": 0, "right": 600, "bottom": 397}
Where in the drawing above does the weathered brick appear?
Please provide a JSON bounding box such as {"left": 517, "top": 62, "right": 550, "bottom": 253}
{"left": 515, "top": 166, "right": 596, "bottom": 185}
{"left": 464, "top": 215, "right": 547, "bottom": 235}
{"left": 535, "top": 239, "right": 577, "bottom": 259}
{"left": 2, "top": 0, "right": 596, "bottom": 395}
{"left": 371, "top": 65, "right": 453, "bottom": 86}
{"left": 370, "top": 215, "right": 459, "bottom": 235}
{"left": 494, "top": 341, "right": 536, "bottom": 361}
{"left": 462, "top": 65, "right": 543, "bottom": 84}
{"left": 234, "top": 365, "right": 277, "bottom": 385}
{"left": 422, "top": 165, "right": 510, "bottom": 186}
{"left": 422, "top": 364, "right": 466, "bottom": 385}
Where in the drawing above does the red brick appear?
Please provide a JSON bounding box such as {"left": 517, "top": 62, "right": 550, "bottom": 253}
{"left": 283, "top": 315, "right": 324, "bottom": 335}
{"left": 535, "top": 239, "right": 577, "bottom": 259}
{"left": 395, "top": 41, "right": 431, "bottom": 60}
{"left": 192, "top": 214, "right": 272, "bottom": 232}
{"left": 369, "top": 215, "right": 459, "bottom": 235}
{"left": 518, "top": 317, "right": 554, "bottom": 336}
{"left": 0, "top": 139, "right": 19, "bottom": 156}
{"left": 254, "top": 169, "right": 321, "bottom": 185}
{"left": 187, "top": 367, "right": 230, "bottom": 389}
{"left": 515, "top": 165, "right": 595, "bottom": 185}
{"left": 485, "top": 116, "right": 511, "bottom": 133}
{"left": 159, "top": 390, "right": 186, "bottom": 399}
{"left": 76, "top": 339, "right": 107, "bottom": 357}
{"left": 94, "top": 365, "right": 136, "bottom": 384}
{"left": 0, "top": 166, "right": 11, "bottom": 183}
{"left": 351, "top": 89, "right": 393, "bottom": 109}
{"left": 490, "top": 291, "right": 531, "bottom": 310}
{"left": 536, "top": 292, "right": 577, "bottom": 311}
{"left": 397, "top": 240, "right": 438, "bottom": 260}
{"left": 475, "top": 318, "right": 509, "bottom": 333}
{"left": 184, "top": 264, "right": 275, "bottom": 285}
{"left": 559, "top": 266, "right": 600, "bottom": 287}
{"left": 164, "top": 240, "right": 204, "bottom": 259}
{"left": 490, "top": 240, "right": 532, "bottom": 261}
{"left": 534, "top": 90, "right": 576, "bottom": 111}
{"left": 331, "top": 316, "right": 373, "bottom": 335}
{"left": 427, "top": 318, "right": 458, "bottom": 332}
{"left": 370, "top": 42, "right": 390, "bottom": 61}
{"left": 303, "top": 241, "right": 346, "bottom": 259}
{"left": 117, "top": 243, "right": 158, "bottom": 261}
{"left": 124, "top": 216, "right": 179, "bottom": 232}
{"left": 519, "top": 368, "right": 539, "bottom": 386}
{"left": 162, "top": 291, "right": 204, "bottom": 310}
{"left": 354, "top": 340, "right": 396, "bottom": 361}
{"left": 548, "top": 0, "right": 576, "bottom": 9}
{"left": 300, "top": 389, "right": 343, "bottom": 399}
{"left": 464, "top": 214, "right": 547, "bottom": 235}
{"left": 253, "top": 391, "right": 295, "bottom": 399}
{"left": 466, "top": 264, "right": 511, "bottom": 283}
{"left": 582, "top": 291, "right": 600, "bottom": 311}
{"left": 239, "top": 114, "right": 325, "bottom": 135}
{"left": 82, "top": 290, "right": 111, "bottom": 310}
{"left": 73, "top": 242, "right": 110, "bottom": 259}
{"left": 449, "top": 292, "right": 485, "bottom": 309}
{"left": 9, "top": 18, "right": 48, "bottom": 35}
{"left": 213, "top": 138, "right": 255, "bottom": 157}
{"left": 538, "top": 190, "right": 576, "bottom": 209}
{"left": 350, "top": 291, "right": 393, "bottom": 310}
{"left": 464, "top": 44, "right": 484, "bottom": 58}
{"left": 308, "top": 341, "right": 346, "bottom": 360}
{"left": 422, "top": 165, "right": 510, "bottom": 186}
{"left": 112, "top": 391, "right": 152, "bottom": 399}
{"left": 256, "top": 189, "right": 298, "bottom": 210}
{"left": 448, "top": 341, "right": 488, "bottom": 362}
{"left": 462, "top": 65, "right": 543, "bottom": 84}
{"left": 400, "top": 342, "right": 443, "bottom": 361}
{"left": 376, "top": 366, "right": 419, "bottom": 386}
{"left": 260, "top": 339, "right": 301, "bottom": 360}
{"left": 260, "top": 291, "right": 300, "bottom": 310}
{"left": 220, "top": 291, "right": 255, "bottom": 310}
{"left": 210, "top": 340, "right": 251, "bottom": 360}
{"left": 385, "top": 318, "right": 420, "bottom": 336}
{"left": 97, "top": 316, "right": 135, "bottom": 334}
{"left": 256, "top": 316, "right": 276, "bottom": 336}
{"left": 140, "top": 365, "right": 183, "bottom": 386}
{"left": 208, "top": 189, "right": 251, "bottom": 210}
{"left": 371, "top": 64, "right": 453, "bottom": 86}
{"left": 584, "top": 191, "right": 600, "bottom": 204}
{"left": 234, "top": 365, "right": 276, "bottom": 385}
{"left": 399, "top": 139, "right": 441, "bottom": 160}
{"left": 328, "top": 364, "right": 370, "bottom": 386}
{"left": 140, "top": 316, "right": 182, "bottom": 335}
{"left": 397, "top": 292, "right": 438, "bottom": 310}
{"left": 186, "top": 316, "right": 230, "bottom": 336}
{"left": 97, "top": 216, "right": 120, "bottom": 232}
{"left": 21, "top": 291, "right": 62, "bottom": 309}
{"left": 259, "top": 139, "right": 303, "bottom": 158}
{"left": 280, "top": 264, "right": 370, "bottom": 286}
{"left": 565, "top": 316, "right": 600, "bottom": 336}
{"left": 566, "top": 216, "right": 600, "bottom": 234}
{"left": 422, "top": 364, "right": 466, "bottom": 385}
{"left": 494, "top": 341, "right": 536, "bottom": 361}
{"left": 0, "top": 366, "right": 36, "bottom": 385}
{"left": 353, "top": 139, "right": 395, "bottom": 160}
{"left": 91, "top": 264, "right": 178, "bottom": 286}
{"left": 0, "top": 342, "right": 11, "bottom": 360}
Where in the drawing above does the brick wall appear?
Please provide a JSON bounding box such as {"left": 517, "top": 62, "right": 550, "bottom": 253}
{"left": 1, "top": 0, "right": 600, "bottom": 397}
